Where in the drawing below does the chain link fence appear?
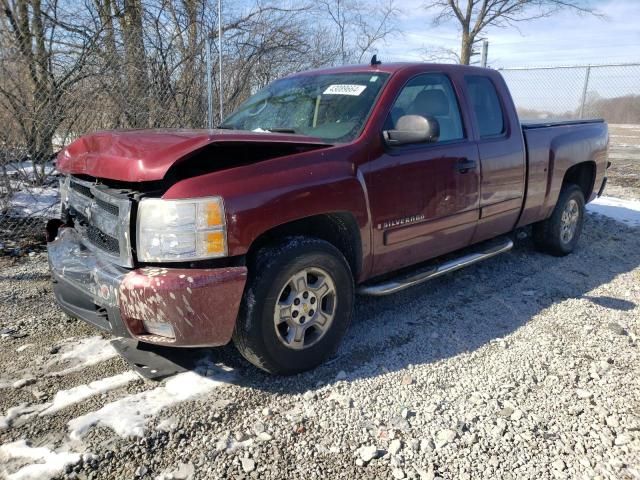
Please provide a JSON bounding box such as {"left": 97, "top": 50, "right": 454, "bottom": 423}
{"left": 499, "top": 63, "right": 640, "bottom": 123}
{"left": 0, "top": 50, "right": 214, "bottom": 252}
{"left": 0, "top": 32, "right": 272, "bottom": 252}
{"left": 2, "top": 59, "right": 640, "bottom": 253}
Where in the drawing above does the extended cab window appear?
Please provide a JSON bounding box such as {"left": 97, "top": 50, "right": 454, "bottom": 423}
{"left": 386, "top": 73, "right": 464, "bottom": 142}
{"left": 465, "top": 76, "right": 505, "bottom": 137}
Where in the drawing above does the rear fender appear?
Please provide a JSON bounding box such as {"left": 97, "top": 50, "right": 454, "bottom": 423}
{"left": 543, "top": 124, "right": 608, "bottom": 217}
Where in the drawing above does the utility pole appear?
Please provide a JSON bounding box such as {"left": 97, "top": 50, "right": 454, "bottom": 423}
{"left": 480, "top": 39, "right": 489, "bottom": 68}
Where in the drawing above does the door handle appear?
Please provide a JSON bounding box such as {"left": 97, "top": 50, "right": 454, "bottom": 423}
{"left": 457, "top": 159, "right": 477, "bottom": 173}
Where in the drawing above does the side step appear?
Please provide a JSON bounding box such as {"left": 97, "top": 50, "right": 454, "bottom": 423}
{"left": 358, "top": 237, "right": 514, "bottom": 296}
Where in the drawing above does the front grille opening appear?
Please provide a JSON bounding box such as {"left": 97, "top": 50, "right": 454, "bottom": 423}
{"left": 69, "top": 207, "right": 120, "bottom": 256}
{"left": 66, "top": 175, "right": 133, "bottom": 266}
{"left": 86, "top": 224, "right": 120, "bottom": 254}
{"left": 70, "top": 181, "right": 93, "bottom": 198}
{"left": 95, "top": 197, "right": 119, "bottom": 216}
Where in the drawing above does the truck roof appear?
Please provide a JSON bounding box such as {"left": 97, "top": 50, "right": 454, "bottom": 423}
{"left": 287, "top": 62, "right": 492, "bottom": 78}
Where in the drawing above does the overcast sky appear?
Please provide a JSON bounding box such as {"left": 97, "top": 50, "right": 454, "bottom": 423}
{"left": 382, "top": 0, "right": 640, "bottom": 68}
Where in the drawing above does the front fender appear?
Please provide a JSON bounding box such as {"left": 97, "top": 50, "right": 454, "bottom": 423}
{"left": 163, "top": 147, "right": 372, "bottom": 273}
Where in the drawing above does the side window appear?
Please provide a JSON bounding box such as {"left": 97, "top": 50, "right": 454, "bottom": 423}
{"left": 465, "top": 76, "right": 505, "bottom": 137}
{"left": 385, "top": 73, "right": 464, "bottom": 142}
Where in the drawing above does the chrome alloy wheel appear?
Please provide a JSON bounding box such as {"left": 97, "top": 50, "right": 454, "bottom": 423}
{"left": 560, "top": 198, "right": 580, "bottom": 243}
{"left": 273, "top": 267, "right": 337, "bottom": 350}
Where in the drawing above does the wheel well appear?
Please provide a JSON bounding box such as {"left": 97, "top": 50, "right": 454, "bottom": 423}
{"left": 563, "top": 161, "right": 596, "bottom": 200}
{"left": 247, "top": 213, "right": 362, "bottom": 278}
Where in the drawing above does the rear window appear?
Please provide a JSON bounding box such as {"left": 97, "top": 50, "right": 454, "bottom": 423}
{"left": 465, "top": 76, "right": 505, "bottom": 137}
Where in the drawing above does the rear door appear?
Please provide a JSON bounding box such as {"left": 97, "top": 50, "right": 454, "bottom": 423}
{"left": 463, "top": 75, "right": 526, "bottom": 243}
{"left": 364, "top": 72, "right": 480, "bottom": 276}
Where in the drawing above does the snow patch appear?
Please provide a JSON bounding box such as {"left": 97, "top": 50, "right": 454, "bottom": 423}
{"left": 0, "top": 372, "right": 139, "bottom": 429}
{"left": 587, "top": 196, "right": 640, "bottom": 227}
{"left": 40, "top": 371, "right": 139, "bottom": 415}
{"left": 7, "top": 187, "right": 59, "bottom": 218}
{"left": 0, "top": 440, "right": 80, "bottom": 480}
{"left": 3, "top": 161, "right": 56, "bottom": 177}
{"left": 68, "top": 369, "right": 233, "bottom": 439}
{"left": 0, "top": 404, "right": 41, "bottom": 431}
{"left": 45, "top": 336, "right": 118, "bottom": 376}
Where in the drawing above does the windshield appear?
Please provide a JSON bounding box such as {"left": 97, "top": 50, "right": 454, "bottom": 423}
{"left": 221, "top": 72, "right": 389, "bottom": 142}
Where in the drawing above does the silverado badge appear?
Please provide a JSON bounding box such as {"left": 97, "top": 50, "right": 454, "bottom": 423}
{"left": 377, "top": 214, "right": 425, "bottom": 230}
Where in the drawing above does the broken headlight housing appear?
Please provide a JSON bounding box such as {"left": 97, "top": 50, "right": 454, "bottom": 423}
{"left": 59, "top": 175, "right": 70, "bottom": 214}
{"left": 136, "top": 197, "right": 227, "bottom": 262}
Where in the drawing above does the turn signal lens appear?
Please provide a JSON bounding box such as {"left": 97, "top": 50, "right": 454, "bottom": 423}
{"left": 198, "top": 200, "right": 224, "bottom": 228}
{"left": 204, "top": 231, "right": 225, "bottom": 255}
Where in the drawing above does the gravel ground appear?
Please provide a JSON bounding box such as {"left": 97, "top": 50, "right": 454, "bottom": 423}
{"left": 1, "top": 131, "right": 639, "bottom": 479}
{"left": 0, "top": 210, "right": 638, "bottom": 480}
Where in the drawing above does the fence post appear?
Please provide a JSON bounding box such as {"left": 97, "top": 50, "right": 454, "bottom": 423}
{"left": 481, "top": 39, "right": 488, "bottom": 68}
{"left": 579, "top": 65, "right": 591, "bottom": 119}
{"left": 206, "top": 37, "right": 213, "bottom": 129}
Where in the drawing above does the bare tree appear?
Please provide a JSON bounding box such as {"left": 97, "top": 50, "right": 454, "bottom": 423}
{"left": 0, "top": 0, "right": 403, "bottom": 187}
{"left": 420, "top": 45, "right": 460, "bottom": 63}
{"left": 118, "top": 0, "right": 150, "bottom": 126}
{"left": 0, "top": 0, "right": 99, "bottom": 179}
{"left": 425, "top": 0, "right": 601, "bottom": 65}
{"left": 316, "top": 0, "right": 400, "bottom": 64}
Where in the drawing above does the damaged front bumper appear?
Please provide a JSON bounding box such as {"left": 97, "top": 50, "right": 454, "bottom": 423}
{"left": 47, "top": 227, "right": 247, "bottom": 347}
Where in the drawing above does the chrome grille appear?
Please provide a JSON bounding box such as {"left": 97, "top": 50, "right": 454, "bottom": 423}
{"left": 65, "top": 176, "right": 133, "bottom": 267}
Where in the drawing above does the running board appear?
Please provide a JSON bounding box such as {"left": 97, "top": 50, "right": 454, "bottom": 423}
{"left": 358, "top": 237, "right": 514, "bottom": 296}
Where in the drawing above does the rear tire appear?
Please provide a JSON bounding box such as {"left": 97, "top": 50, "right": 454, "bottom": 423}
{"left": 233, "top": 237, "right": 354, "bottom": 375}
{"left": 533, "top": 184, "right": 585, "bottom": 256}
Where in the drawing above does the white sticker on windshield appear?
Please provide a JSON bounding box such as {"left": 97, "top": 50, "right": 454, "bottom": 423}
{"left": 323, "top": 84, "right": 367, "bottom": 96}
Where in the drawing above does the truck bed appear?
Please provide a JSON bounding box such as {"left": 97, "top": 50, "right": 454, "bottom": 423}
{"left": 517, "top": 118, "right": 608, "bottom": 228}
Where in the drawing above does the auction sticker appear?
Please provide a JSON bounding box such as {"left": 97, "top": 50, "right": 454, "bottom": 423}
{"left": 323, "top": 84, "right": 367, "bottom": 96}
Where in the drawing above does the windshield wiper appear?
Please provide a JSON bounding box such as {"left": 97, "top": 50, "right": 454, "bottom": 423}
{"left": 215, "top": 124, "right": 236, "bottom": 130}
{"left": 267, "top": 128, "right": 297, "bottom": 134}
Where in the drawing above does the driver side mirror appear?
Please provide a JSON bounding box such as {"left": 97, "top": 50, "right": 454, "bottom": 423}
{"left": 383, "top": 115, "right": 440, "bottom": 146}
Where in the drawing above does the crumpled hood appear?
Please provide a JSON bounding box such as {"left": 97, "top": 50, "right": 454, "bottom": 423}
{"left": 57, "top": 129, "right": 330, "bottom": 182}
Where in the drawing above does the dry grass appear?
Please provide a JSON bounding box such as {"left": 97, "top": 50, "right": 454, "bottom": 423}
{"left": 607, "top": 124, "right": 640, "bottom": 200}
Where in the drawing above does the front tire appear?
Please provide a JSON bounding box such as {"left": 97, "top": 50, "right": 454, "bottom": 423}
{"left": 233, "top": 237, "right": 354, "bottom": 375}
{"left": 533, "top": 184, "right": 585, "bottom": 256}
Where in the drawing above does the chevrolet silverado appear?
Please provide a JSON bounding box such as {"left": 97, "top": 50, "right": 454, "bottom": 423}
{"left": 47, "top": 62, "right": 609, "bottom": 374}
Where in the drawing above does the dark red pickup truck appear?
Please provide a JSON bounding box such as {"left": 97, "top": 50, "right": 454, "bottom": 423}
{"left": 48, "top": 62, "right": 609, "bottom": 374}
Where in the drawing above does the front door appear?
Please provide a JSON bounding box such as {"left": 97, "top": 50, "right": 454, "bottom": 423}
{"left": 362, "top": 72, "right": 480, "bottom": 276}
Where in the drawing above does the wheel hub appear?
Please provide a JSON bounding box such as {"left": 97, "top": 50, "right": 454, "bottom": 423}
{"left": 292, "top": 291, "right": 317, "bottom": 324}
{"left": 560, "top": 198, "right": 580, "bottom": 244}
{"left": 273, "top": 267, "right": 337, "bottom": 350}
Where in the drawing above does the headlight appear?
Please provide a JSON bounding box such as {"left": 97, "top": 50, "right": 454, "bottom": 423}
{"left": 136, "top": 197, "right": 227, "bottom": 262}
